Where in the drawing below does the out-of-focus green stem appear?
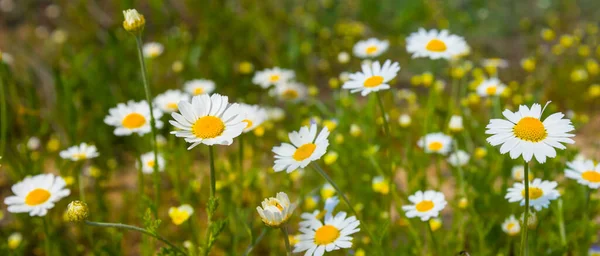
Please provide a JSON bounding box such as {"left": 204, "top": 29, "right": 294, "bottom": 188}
{"left": 375, "top": 92, "right": 390, "bottom": 135}
{"left": 0, "top": 67, "right": 6, "bottom": 157}
{"left": 209, "top": 146, "right": 216, "bottom": 198}
{"left": 520, "top": 162, "right": 530, "bottom": 256}
{"left": 42, "top": 216, "right": 51, "bottom": 256}
{"left": 243, "top": 227, "right": 268, "bottom": 256}
{"left": 281, "top": 226, "right": 292, "bottom": 256}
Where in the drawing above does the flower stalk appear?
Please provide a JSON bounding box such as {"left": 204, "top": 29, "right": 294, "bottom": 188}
{"left": 520, "top": 161, "right": 530, "bottom": 256}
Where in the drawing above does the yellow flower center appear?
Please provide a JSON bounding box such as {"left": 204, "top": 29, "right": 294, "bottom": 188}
{"left": 269, "top": 75, "right": 280, "bottom": 82}
{"left": 293, "top": 143, "right": 317, "bottom": 161}
{"left": 243, "top": 119, "right": 253, "bottom": 129}
{"left": 425, "top": 39, "right": 447, "bottom": 52}
{"left": 73, "top": 153, "right": 87, "bottom": 160}
{"left": 169, "top": 209, "right": 191, "bottom": 225}
{"left": 268, "top": 200, "right": 285, "bottom": 211}
{"left": 122, "top": 113, "right": 146, "bottom": 129}
{"left": 193, "top": 87, "right": 204, "bottom": 95}
{"left": 147, "top": 160, "right": 156, "bottom": 168}
{"left": 428, "top": 141, "right": 443, "bottom": 151}
{"left": 167, "top": 102, "right": 179, "bottom": 110}
{"left": 507, "top": 223, "right": 515, "bottom": 230}
{"left": 366, "top": 46, "right": 378, "bottom": 54}
{"left": 282, "top": 89, "right": 299, "bottom": 100}
{"left": 363, "top": 76, "right": 384, "bottom": 88}
{"left": 25, "top": 188, "right": 51, "bottom": 206}
{"left": 582, "top": 171, "right": 600, "bottom": 182}
{"left": 314, "top": 225, "right": 340, "bottom": 245}
{"left": 521, "top": 187, "right": 544, "bottom": 200}
{"left": 486, "top": 86, "right": 497, "bottom": 95}
{"left": 415, "top": 200, "right": 435, "bottom": 212}
{"left": 192, "top": 116, "right": 225, "bottom": 139}
{"left": 513, "top": 117, "right": 547, "bottom": 142}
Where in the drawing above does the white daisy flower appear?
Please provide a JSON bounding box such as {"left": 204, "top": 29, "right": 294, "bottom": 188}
{"left": 501, "top": 215, "right": 521, "bottom": 236}
{"left": 256, "top": 192, "right": 296, "bottom": 227}
{"left": 342, "top": 60, "right": 401, "bottom": 96}
{"left": 59, "top": 143, "right": 99, "bottom": 161}
{"left": 417, "top": 132, "right": 453, "bottom": 155}
{"left": 337, "top": 52, "right": 350, "bottom": 63}
{"left": 482, "top": 58, "right": 509, "bottom": 69}
{"left": 398, "top": 114, "right": 411, "bottom": 128}
{"left": 402, "top": 190, "right": 447, "bottom": 221}
{"left": 485, "top": 102, "right": 575, "bottom": 163}
{"left": 252, "top": 67, "right": 295, "bottom": 88}
{"left": 406, "top": 28, "right": 469, "bottom": 60}
{"left": 565, "top": 159, "right": 600, "bottom": 189}
{"left": 169, "top": 93, "right": 245, "bottom": 149}
{"left": 142, "top": 42, "right": 164, "bottom": 58}
{"left": 154, "top": 89, "right": 190, "bottom": 113}
{"left": 183, "top": 79, "right": 215, "bottom": 96}
{"left": 447, "top": 150, "right": 470, "bottom": 167}
{"left": 27, "top": 137, "right": 41, "bottom": 150}
{"left": 239, "top": 104, "right": 268, "bottom": 133}
{"left": 299, "top": 196, "right": 340, "bottom": 228}
{"left": 512, "top": 165, "right": 525, "bottom": 181}
{"left": 270, "top": 81, "right": 307, "bottom": 102}
{"left": 104, "top": 100, "right": 164, "bottom": 136}
{"left": 476, "top": 77, "right": 506, "bottom": 97}
{"left": 272, "top": 123, "right": 330, "bottom": 173}
{"left": 266, "top": 107, "right": 285, "bottom": 121}
{"left": 294, "top": 211, "right": 360, "bottom": 256}
{"left": 138, "top": 152, "right": 165, "bottom": 174}
{"left": 4, "top": 173, "right": 70, "bottom": 216}
{"left": 505, "top": 178, "right": 560, "bottom": 211}
{"left": 352, "top": 38, "right": 389, "bottom": 58}
{"left": 448, "top": 115, "right": 464, "bottom": 132}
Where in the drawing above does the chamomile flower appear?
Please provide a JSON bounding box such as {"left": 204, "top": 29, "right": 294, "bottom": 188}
{"left": 417, "top": 133, "right": 453, "bottom": 155}
{"left": 169, "top": 94, "right": 246, "bottom": 149}
{"left": 154, "top": 89, "right": 190, "bottom": 113}
{"left": 4, "top": 173, "right": 70, "bottom": 216}
{"left": 448, "top": 115, "right": 464, "bottom": 132}
{"left": 342, "top": 60, "right": 400, "bottom": 96}
{"left": 447, "top": 150, "right": 469, "bottom": 167}
{"left": 59, "top": 143, "right": 99, "bottom": 161}
{"left": 294, "top": 210, "right": 360, "bottom": 256}
{"left": 505, "top": 178, "right": 560, "bottom": 211}
{"left": 501, "top": 215, "right": 521, "bottom": 236}
{"left": 485, "top": 102, "right": 575, "bottom": 163}
{"left": 372, "top": 176, "right": 389, "bottom": 194}
{"left": 402, "top": 190, "right": 447, "bottom": 221}
{"left": 565, "top": 159, "right": 600, "bottom": 189}
{"left": 271, "top": 81, "right": 307, "bottom": 102}
{"left": 256, "top": 192, "right": 296, "bottom": 227}
{"left": 183, "top": 79, "right": 215, "bottom": 96}
{"left": 252, "top": 67, "right": 295, "bottom": 88}
{"left": 239, "top": 104, "right": 268, "bottom": 133}
{"left": 104, "top": 100, "right": 164, "bottom": 136}
{"left": 272, "top": 123, "right": 329, "bottom": 173}
{"left": 476, "top": 77, "right": 506, "bottom": 97}
{"left": 138, "top": 152, "right": 165, "bottom": 174}
{"left": 142, "top": 42, "right": 164, "bottom": 58}
{"left": 122, "top": 9, "right": 145, "bottom": 32}
{"left": 7, "top": 232, "right": 22, "bottom": 249}
{"left": 406, "top": 28, "right": 469, "bottom": 60}
{"left": 352, "top": 38, "right": 389, "bottom": 58}
{"left": 512, "top": 165, "right": 525, "bottom": 181}
{"left": 168, "top": 204, "right": 194, "bottom": 225}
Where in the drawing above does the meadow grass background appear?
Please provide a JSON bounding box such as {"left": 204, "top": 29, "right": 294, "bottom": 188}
{"left": 1, "top": 0, "right": 600, "bottom": 255}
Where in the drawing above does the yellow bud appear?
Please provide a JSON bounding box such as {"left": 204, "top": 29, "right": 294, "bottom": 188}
{"left": 429, "top": 218, "right": 442, "bottom": 231}
{"left": 172, "top": 61, "right": 184, "bottom": 73}
{"left": 551, "top": 44, "right": 564, "bottom": 55}
{"left": 253, "top": 126, "right": 265, "bottom": 137}
{"left": 334, "top": 134, "right": 344, "bottom": 144}
{"left": 570, "top": 69, "right": 588, "bottom": 82}
{"left": 410, "top": 75, "right": 422, "bottom": 86}
{"left": 474, "top": 147, "right": 487, "bottom": 159}
{"left": 46, "top": 138, "right": 60, "bottom": 152}
{"left": 421, "top": 72, "right": 434, "bottom": 87}
{"left": 308, "top": 86, "right": 319, "bottom": 97}
{"left": 586, "top": 59, "right": 599, "bottom": 76}
{"left": 350, "top": 124, "right": 362, "bottom": 137}
{"left": 521, "top": 58, "right": 536, "bottom": 72}
{"left": 323, "top": 119, "right": 337, "bottom": 131}
{"left": 541, "top": 28, "right": 555, "bottom": 41}
{"left": 328, "top": 78, "right": 340, "bottom": 89}
{"left": 324, "top": 152, "right": 338, "bottom": 165}
{"left": 451, "top": 67, "right": 466, "bottom": 79}
{"left": 8, "top": 233, "right": 22, "bottom": 250}
{"left": 122, "top": 9, "right": 145, "bottom": 33}
{"left": 589, "top": 85, "right": 600, "bottom": 98}
{"left": 559, "top": 35, "right": 575, "bottom": 48}
{"left": 355, "top": 249, "right": 366, "bottom": 256}
{"left": 578, "top": 45, "right": 591, "bottom": 57}
{"left": 458, "top": 197, "right": 468, "bottom": 209}
{"left": 64, "top": 176, "right": 75, "bottom": 186}
{"left": 66, "top": 201, "right": 89, "bottom": 223}
{"left": 238, "top": 61, "right": 253, "bottom": 74}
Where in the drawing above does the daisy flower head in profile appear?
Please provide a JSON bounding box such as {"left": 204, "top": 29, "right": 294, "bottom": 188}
{"left": 352, "top": 38, "right": 389, "bottom": 59}
{"left": 122, "top": 9, "right": 145, "bottom": 33}
{"left": 138, "top": 151, "right": 165, "bottom": 174}
{"left": 183, "top": 79, "right": 216, "bottom": 96}
{"left": 239, "top": 103, "right": 268, "bottom": 133}
{"left": 476, "top": 77, "right": 506, "bottom": 97}
{"left": 447, "top": 149, "right": 470, "bottom": 167}
{"left": 270, "top": 81, "right": 307, "bottom": 102}
{"left": 104, "top": 100, "right": 164, "bottom": 136}
{"left": 565, "top": 158, "right": 600, "bottom": 189}
{"left": 417, "top": 133, "right": 453, "bottom": 155}
{"left": 485, "top": 102, "right": 575, "bottom": 163}
{"left": 142, "top": 42, "right": 164, "bottom": 58}
{"left": 272, "top": 123, "right": 330, "bottom": 173}
{"left": 402, "top": 190, "right": 447, "bottom": 221}
{"left": 4, "top": 173, "right": 70, "bottom": 216}
{"left": 505, "top": 178, "right": 560, "bottom": 211}
{"left": 406, "top": 28, "right": 469, "bottom": 60}
{"left": 256, "top": 192, "right": 296, "bottom": 228}
{"left": 252, "top": 67, "right": 295, "bottom": 89}
{"left": 154, "top": 89, "right": 190, "bottom": 113}
{"left": 342, "top": 60, "right": 400, "bottom": 96}
{"left": 59, "top": 143, "right": 99, "bottom": 161}
{"left": 294, "top": 203, "right": 360, "bottom": 256}
{"left": 501, "top": 215, "right": 521, "bottom": 236}
{"left": 169, "top": 93, "right": 246, "bottom": 149}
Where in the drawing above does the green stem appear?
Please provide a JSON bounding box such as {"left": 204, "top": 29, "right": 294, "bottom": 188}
{"left": 134, "top": 35, "right": 160, "bottom": 215}
{"left": 281, "top": 226, "right": 292, "bottom": 256}
{"left": 583, "top": 187, "right": 592, "bottom": 253}
{"left": 239, "top": 134, "right": 244, "bottom": 181}
{"left": 42, "top": 216, "right": 51, "bottom": 256}
{"left": 375, "top": 92, "right": 390, "bottom": 135}
{"left": 243, "top": 227, "right": 268, "bottom": 256}
{"left": 556, "top": 199, "right": 567, "bottom": 248}
{"left": 78, "top": 171, "right": 86, "bottom": 202}
{"left": 520, "top": 161, "right": 530, "bottom": 256}
{"left": 209, "top": 146, "right": 216, "bottom": 198}
{"left": 84, "top": 220, "right": 187, "bottom": 255}
{"left": 0, "top": 67, "right": 6, "bottom": 157}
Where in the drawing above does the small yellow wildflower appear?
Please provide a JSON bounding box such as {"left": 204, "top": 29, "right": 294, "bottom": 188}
{"left": 458, "top": 197, "right": 469, "bottom": 209}
{"left": 474, "top": 147, "right": 487, "bottom": 159}
{"left": 8, "top": 233, "right": 22, "bottom": 250}
{"left": 320, "top": 184, "right": 335, "bottom": 199}
{"left": 168, "top": 204, "right": 194, "bottom": 225}
{"left": 308, "top": 86, "right": 319, "bottom": 97}
{"left": 521, "top": 58, "right": 536, "bottom": 72}
{"left": 421, "top": 72, "right": 434, "bottom": 87}
{"left": 586, "top": 59, "right": 599, "bottom": 76}
{"left": 571, "top": 69, "right": 588, "bottom": 82}
{"left": 372, "top": 176, "right": 389, "bottom": 195}
{"left": 541, "top": 28, "right": 555, "bottom": 41}
{"left": 350, "top": 124, "right": 362, "bottom": 137}
{"left": 238, "top": 61, "right": 253, "bottom": 74}
{"left": 429, "top": 218, "right": 442, "bottom": 231}
{"left": 324, "top": 152, "right": 338, "bottom": 165}
{"left": 323, "top": 119, "right": 338, "bottom": 131}
{"left": 578, "top": 45, "right": 591, "bottom": 57}
{"left": 46, "top": 137, "right": 60, "bottom": 152}
{"left": 172, "top": 61, "right": 184, "bottom": 73}
{"left": 589, "top": 84, "right": 600, "bottom": 98}
{"left": 559, "top": 34, "right": 575, "bottom": 48}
